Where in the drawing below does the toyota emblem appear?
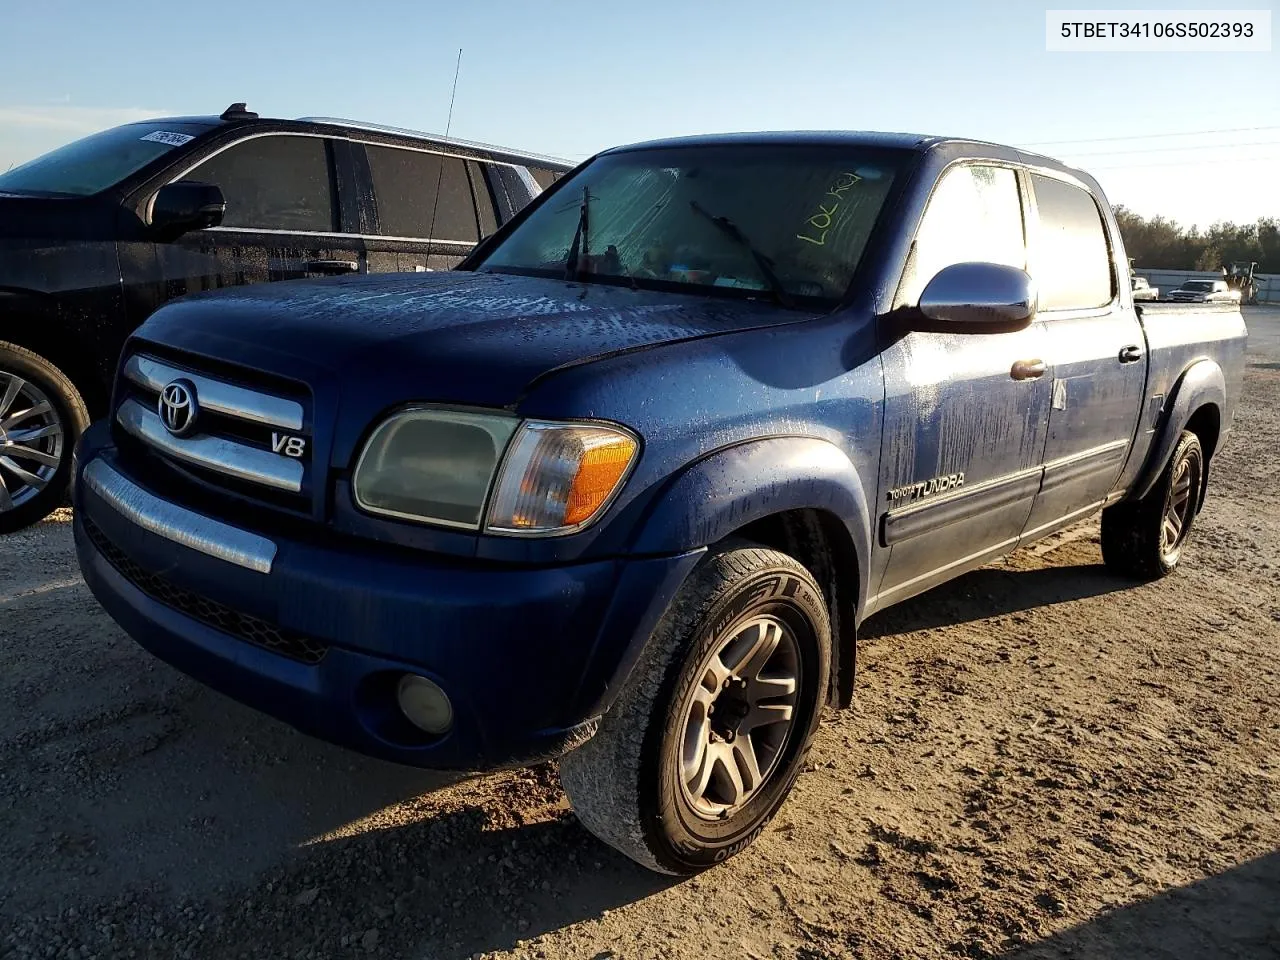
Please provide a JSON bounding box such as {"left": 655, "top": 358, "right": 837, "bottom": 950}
{"left": 159, "top": 379, "right": 199, "bottom": 437}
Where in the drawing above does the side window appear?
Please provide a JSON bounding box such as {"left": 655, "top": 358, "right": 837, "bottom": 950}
{"left": 489, "top": 165, "right": 532, "bottom": 220}
{"left": 186, "top": 135, "right": 336, "bottom": 232}
{"left": 467, "top": 161, "right": 498, "bottom": 237}
{"left": 1030, "top": 174, "right": 1114, "bottom": 311}
{"left": 526, "top": 166, "right": 561, "bottom": 190}
{"left": 904, "top": 164, "right": 1025, "bottom": 305}
{"left": 365, "top": 144, "right": 479, "bottom": 242}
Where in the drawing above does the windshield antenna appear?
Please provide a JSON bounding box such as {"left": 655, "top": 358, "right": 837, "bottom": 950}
{"left": 423, "top": 47, "right": 463, "bottom": 267}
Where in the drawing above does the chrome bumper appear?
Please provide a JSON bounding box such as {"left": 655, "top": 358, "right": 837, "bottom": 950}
{"left": 81, "top": 458, "right": 277, "bottom": 573}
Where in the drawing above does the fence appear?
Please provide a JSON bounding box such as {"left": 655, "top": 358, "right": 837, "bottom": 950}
{"left": 1134, "top": 268, "right": 1280, "bottom": 304}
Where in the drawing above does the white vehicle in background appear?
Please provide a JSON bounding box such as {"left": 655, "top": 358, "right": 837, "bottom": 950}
{"left": 1168, "top": 279, "right": 1241, "bottom": 304}
{"left": 1131, "top": 276, "right": 1159, "bottom": 301}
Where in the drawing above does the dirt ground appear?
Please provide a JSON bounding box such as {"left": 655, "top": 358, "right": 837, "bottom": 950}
{"left": 3, "top": 307, "right": 1279, "bottom": 960}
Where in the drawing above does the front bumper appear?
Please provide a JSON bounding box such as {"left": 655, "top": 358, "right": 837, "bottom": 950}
{"left": 72, "top": 424, "right": 702, "bottom": 771}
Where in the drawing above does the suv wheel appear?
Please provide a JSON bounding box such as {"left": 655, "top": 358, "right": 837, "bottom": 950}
{"left": 1101, "top": 429, "right": 1204, "bottom": 580}
{"left": 560, "top": 543, "right": 831, "bottom": 874}
{"left": 0, "top": 341, "right": 89, "bottom": 534}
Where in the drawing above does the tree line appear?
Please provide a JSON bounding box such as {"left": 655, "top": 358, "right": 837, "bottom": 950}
{"left": 1113, "top": 206, "right": 1280, "bottom": 274}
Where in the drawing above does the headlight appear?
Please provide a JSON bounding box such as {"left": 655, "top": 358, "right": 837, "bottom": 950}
{"left": 353, "top": 409, "right": 519, "bottom": 529}
{"left": 352, "top": 410, "right": 639, "bottom": 536}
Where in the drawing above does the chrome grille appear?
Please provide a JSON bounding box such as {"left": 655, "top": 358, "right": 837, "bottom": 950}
{"left": 116, "top": 353, "right": 312, "bottom": 512}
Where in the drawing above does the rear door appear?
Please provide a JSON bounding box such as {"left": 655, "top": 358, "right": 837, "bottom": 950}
{"left": 357, "top": 142, "right": 490, "bottom": 273}
{"left": 1020, "top": 172, "right": 1146, "bottom": 541}
{"left": 873, "top": 162, "right": 1054, "bottom": 607}
{"left": 153, "top": 133, "right": 361, "bottom": 301}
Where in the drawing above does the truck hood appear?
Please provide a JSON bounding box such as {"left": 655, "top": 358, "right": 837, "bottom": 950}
{"left": 134, "top": 270, "right": 818, "bottom": 410}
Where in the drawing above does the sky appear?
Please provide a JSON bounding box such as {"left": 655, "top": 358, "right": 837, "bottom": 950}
{"left": 1, "top": 0, "right": 1276, "bottom": 229}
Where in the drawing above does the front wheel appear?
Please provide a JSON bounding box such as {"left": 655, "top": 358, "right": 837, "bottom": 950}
{"left": 0, "top": 342, "right": 89, "bottom": 534}
{"left": 560, "top": 543, "right": 831, "bottom": 875}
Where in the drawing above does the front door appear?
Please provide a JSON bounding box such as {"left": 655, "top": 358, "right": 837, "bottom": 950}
{"left": 872, "top": 162, "right": 1053, "bottom": 608}
{"left": 1020, "top": 172, "right": 1147, "bottom": 540}
{"left": 147, "top": 133, "right": 363, "bottom": 309}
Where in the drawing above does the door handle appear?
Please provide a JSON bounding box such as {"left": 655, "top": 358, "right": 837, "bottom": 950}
{"left": 304, "top": 259, "right": 359, "bottom": 275}
{"left": 1010, "top": 359, "right": 1047, "bottom": 381}
{"left": 1118, "top": 344, "right": 1144, "bottom": 363}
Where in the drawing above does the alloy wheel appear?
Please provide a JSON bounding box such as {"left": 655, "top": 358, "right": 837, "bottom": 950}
{"left": 1160, "top": 455, "right": 1196, "bottom": 558}
{"left": 0, "top": 372, "right": 64, "bottom": 514}
{"left": 678, "top": 615, "right": 801, "bottom": 820}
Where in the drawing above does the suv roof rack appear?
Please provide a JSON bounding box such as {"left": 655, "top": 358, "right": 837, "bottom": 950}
{"left": 295, "top": 116, "right": 571, "bottom": 167}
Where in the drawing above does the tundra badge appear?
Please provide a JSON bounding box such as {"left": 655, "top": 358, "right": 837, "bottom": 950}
{"left": 887, "top": 472, "right": 965, "bottom": 504}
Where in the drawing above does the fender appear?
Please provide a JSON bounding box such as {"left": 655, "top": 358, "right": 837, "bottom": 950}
{"left": 0, "top": 288, "right": 107, "bottom": 413}
{"left": 1132, "top": 359, "right": 1225, "bottom": 502}
{"left": 629, "top": 436, "right": 874, "bottom": 614}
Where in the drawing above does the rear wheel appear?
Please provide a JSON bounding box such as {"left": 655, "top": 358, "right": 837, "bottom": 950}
{"left": 1101, "top": 430, "right": 1204, "bottom": 580}
{"left": 0, "top": 342, "right": 89, "bottom": 534}
{"left": 560, "top": 543, "right": 831, "bottom": 875}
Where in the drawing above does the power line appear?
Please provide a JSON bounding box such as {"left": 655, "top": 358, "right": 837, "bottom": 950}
{"left": 1090, "top": 154, "right": 1280, "bottom": 170}
{"left": 1021, "top": 125, "right": 1280, "bottom": 147}
{"left": 1061, "top": 139, "right": 1280, "bottom": 158}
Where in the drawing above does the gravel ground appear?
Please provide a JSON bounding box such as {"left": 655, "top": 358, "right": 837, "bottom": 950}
{"left": 2, "top": 307, "right": 1279, "bottom": 960}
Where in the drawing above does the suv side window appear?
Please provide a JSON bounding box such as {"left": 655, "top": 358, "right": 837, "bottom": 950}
{"left": 903, "top": 163, "right": 1025, "bottom": 306}
{"left": 1030, "top": 174, "right": 1114, "bottom": 311}
{"left": 526, "top": 166, "right": 563, "bottom": 190}
{"left": 186, "top": 135, "right": 337, "bottom": 232}
{"left": 487, "top": 164, "right": 535, "bottom": 220}
{"left": 365, "top": 144, "right": 479, "bottom": 242}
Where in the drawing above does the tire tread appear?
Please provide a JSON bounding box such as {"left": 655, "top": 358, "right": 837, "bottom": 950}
{"left": 560, "top": 543, "right": 823, "bottom": 874}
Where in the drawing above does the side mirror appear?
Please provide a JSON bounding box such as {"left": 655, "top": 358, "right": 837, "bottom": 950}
{"left": 918, "top": 262, "right": 1037, "bottom": 330}
{"left": 150, "top": 181, "right": 226, "bottom": 240}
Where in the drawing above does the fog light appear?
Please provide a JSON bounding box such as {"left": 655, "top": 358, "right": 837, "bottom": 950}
{"left": 396, "top": 674, "right": 453, "bottom": 735}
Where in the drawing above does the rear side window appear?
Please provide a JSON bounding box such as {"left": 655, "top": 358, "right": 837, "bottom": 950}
{"left": 526, "top": 166, "right": 562, "bottom": 190}
{"left": 187, "top": 135, "right": 336, "bottom": 232}
{"left": 904, "top": 164, "right": 1025, "bottom": 305}
{"left": 1031, "top": 174, "right": 1113, "bottom": 311}
{"left": 365, "top": 145, "right": 478, "bottom": 242}
{"left": 488, "top": 164, "right": 533, "bottom": 219}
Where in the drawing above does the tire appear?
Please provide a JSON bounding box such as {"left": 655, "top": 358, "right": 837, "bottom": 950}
{"left": 560, "top": 542, "right": 831, "bottom": 875}
{"left": 0, "top": 341, "right": 89, "bottom": 534}
{"left": 1101, "top": 430, "right": 1204, "bottom": 581}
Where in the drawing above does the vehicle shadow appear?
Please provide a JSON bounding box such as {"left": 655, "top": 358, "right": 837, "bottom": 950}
{"left": 1005, "top": 850, "right": 1280, "bottom": 959}
{"left": 1, "top": 518, "right": 672, "bottom": 955}
{"left": 860, "top": 559, "right": 1132, "bottom": 640}
{"left": 260, "top": 794, "right": 677, "bottom": 957}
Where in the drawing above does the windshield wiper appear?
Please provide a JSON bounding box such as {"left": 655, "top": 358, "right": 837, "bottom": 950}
{"left": 564, "top": 184, "right": 590, "bottom": 281}
{"left": 688, "top": 200, "right": 795, "bottom": 308}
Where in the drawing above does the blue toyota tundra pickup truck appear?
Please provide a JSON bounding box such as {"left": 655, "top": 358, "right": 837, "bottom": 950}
{"left": 72, "top": 131, "right": 1247, "bottom": 875}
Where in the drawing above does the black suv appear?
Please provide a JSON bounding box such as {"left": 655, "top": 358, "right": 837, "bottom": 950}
{"left": 0, "top": 103, "right": 571, "bottom": 531}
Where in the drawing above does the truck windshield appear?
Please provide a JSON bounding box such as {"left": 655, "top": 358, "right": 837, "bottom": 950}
{"left": 0, "top": 121, "right": 211, "bottom": 197}
{"left": 476, "top": 144, "right": 907, "bottom": 307}
{"left": 1182, "top": 281, "right": 1214, "bottom": 291}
